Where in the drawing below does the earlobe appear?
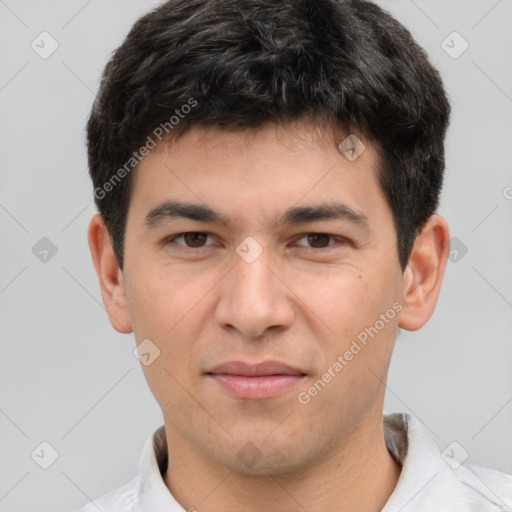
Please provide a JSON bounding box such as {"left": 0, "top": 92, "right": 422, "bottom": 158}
{"left": 398, "top": 215, "right": 450, "bottom": 331}
{"left": 87, "top": 212, "right": 133, "bottom": 334}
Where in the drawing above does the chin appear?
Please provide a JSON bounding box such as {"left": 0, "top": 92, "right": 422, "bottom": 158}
{"left": 213, "top": 435, "right": 313, "bottom": 477}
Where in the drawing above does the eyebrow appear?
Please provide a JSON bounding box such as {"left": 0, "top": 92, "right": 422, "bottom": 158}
{"left": 144, "top": 200, "right": 368, "bottom": 230}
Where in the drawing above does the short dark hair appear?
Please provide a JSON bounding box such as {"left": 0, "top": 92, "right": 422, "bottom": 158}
{"left": 87, "top": 0, "right": 450, "bottom": 271}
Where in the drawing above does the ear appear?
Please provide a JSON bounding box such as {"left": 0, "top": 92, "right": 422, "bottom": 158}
{"left": 398, "top": 214, "right": 450, "bottom": 331}
{"left": 87, "top": 212, "right": 133, "bottom": 334}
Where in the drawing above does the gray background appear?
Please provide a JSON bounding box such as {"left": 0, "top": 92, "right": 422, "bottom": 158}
{"left": 0, "top": 0, "right": 511, "bottom": 510}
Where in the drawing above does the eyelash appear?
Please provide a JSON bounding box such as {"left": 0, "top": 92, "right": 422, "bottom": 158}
{"left": 164, "top": 232, "right": 348, "bottom": 251}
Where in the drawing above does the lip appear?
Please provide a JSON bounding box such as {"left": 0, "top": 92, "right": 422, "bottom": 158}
{"left": 206, "top": 360, "right": 306, "bottom": 399}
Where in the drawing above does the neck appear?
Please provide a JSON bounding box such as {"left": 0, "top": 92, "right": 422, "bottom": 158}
{"left": 163, "top": 411, "right": 402, "bottom": 512}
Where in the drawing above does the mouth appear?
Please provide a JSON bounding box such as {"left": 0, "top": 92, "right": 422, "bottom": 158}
{"left": 205, "top": 360, "right": 306, "bottom": 400}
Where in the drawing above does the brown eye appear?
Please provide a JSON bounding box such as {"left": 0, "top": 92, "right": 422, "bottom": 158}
{"left": 306, "top": 233, "right": 331, "bottom": 248}
{"left": 167, "top": 232, "right": 214, "bottom": 248}
{"left": 293, "top": 233, "right": 348, "bottom": 251}
{"left": 182, "top": 232, "right": 209, "bottom": 247}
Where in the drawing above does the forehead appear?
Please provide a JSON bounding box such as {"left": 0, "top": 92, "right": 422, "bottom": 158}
{"left": 128, "top": 120, "right": 387, "bottom": 230}
{"left": 133, "top": 119, "right": 379, "bottom": 181}
{"left": 159, "top": 120, "right": 373, "bottom": 160}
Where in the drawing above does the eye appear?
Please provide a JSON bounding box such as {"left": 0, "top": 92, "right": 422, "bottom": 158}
{"left": 293, "top": 233, "right": 346, "bottom": 249}
{"left": 166, "top": 232, "right": 215, "bottom": 248}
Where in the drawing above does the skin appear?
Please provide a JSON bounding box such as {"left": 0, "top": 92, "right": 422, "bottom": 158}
{"left": 88, "top": 119, "right": 449, "bottom": 512}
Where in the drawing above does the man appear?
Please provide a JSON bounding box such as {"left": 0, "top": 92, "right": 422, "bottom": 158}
{"left": 79, "top": 0, "right": 512, "bottom": 510}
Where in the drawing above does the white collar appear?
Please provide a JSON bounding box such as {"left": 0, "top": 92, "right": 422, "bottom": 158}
{"left": 125, "top": 412, "right": 512, "bottom": 511}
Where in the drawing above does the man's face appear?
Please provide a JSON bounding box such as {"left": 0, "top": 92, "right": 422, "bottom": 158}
{"left": 121, "top": 120, "right": 405, "bottom": 474}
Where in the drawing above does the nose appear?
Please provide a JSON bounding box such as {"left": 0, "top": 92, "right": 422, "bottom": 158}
{"left": 214, "top": 247, "right": 295, "bottom": 338}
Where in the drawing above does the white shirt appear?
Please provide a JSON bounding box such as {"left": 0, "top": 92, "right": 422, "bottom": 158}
{"left": 75, "top": 412, "right": 512, "bottom": 511}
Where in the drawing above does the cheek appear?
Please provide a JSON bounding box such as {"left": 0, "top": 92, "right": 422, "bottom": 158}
{"left": 126, "top": 262, "right": 214, "bottom": 338}
{"left": 294, "top": 263, "right": 401, "bottom": 393}
{"left": 128, "top": 269, "right": 210, "bottom": 410}
{"left": 297, "top": 267, "right": 396, "bottom": 339}
{"left": 127, "top": 265, "right": 220, "bottom": 389}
